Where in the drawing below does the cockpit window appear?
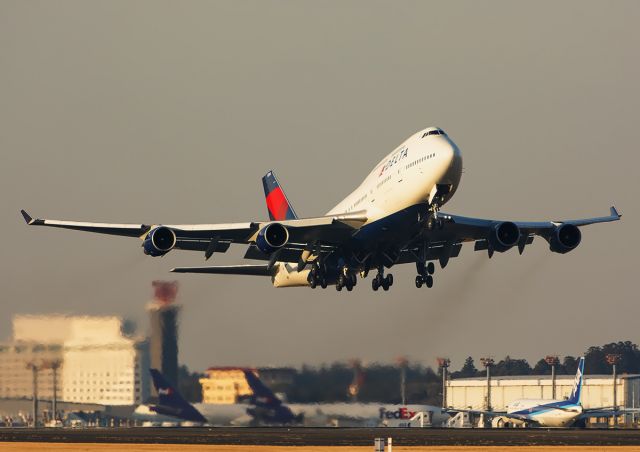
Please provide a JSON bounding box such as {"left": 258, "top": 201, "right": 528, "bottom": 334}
{"left": 421, "top": 129, "right": 447, "bottom": 139}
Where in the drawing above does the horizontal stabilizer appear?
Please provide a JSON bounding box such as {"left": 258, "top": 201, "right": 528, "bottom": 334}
{"left": 171, "top": 264, "right": 272, "bottom": 276}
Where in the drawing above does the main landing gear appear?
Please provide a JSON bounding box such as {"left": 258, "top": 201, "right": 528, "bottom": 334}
{"left": 372, "top": 268, "right": 393, "bottom": 291}
{"left": 415, "top": 262, "right": 435, "bottom": 288}
{"left": 336, "top": 272, "right": 357, "bottom": 292}
{"left": 307, "top": 262, "right": 328, "bottom": 289}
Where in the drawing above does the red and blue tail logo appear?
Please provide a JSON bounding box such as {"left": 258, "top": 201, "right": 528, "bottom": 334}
{"left": 262, "top": 171, "right": 298, "bottom": 221}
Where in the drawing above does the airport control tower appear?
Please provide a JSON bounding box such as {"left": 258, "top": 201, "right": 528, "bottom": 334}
{"left": 147, "top": 281, "right": 180, "bottom": 390}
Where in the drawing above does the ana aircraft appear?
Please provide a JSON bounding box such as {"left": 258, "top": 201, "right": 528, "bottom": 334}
{"left": 21, "top": 127, "right": 620, "bottom": 291}
{"left": 457, "top": 357, "right": 639, "bottom": 428}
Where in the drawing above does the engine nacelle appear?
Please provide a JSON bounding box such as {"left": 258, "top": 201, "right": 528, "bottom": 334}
{"left": 256, "top": 223, "right": 289, "bottom": 254}
{"left": 549, "top": 223, "right": 581, "bottom": 254}
{"left": 488, "top": 221, "right": 520, "bottom": 252}
{"left": 143, "top": 226, "right": 177, "bottom": 257}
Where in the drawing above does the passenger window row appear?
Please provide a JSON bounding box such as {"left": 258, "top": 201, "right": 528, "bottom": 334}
{"left": 405, "top": 153, "right": 436, "bottom": 170}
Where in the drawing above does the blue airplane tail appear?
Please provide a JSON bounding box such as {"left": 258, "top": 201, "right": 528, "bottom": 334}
{"left": 242, "top": 369, "right": 301, "bottom": 424}
{"left": 242, "top": 369, "right": 283, "bottom": 407}
{"left": 568, "top": 357, "right": 585, "bottom": 405}
{"left": 149, "top": 368, "right": 207, "bottom": 423}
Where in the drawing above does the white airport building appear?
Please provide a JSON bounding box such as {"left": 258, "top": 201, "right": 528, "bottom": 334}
{"left": 0, "top": 315, "right": 149, "bottom": 406}
{"left": 446, "top": 374, "right": 640, "bottom": 413}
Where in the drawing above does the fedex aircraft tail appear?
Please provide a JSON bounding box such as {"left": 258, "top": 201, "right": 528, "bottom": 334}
{"left": 242, "top": 369, "right": 283, "bottom": 407}
{"left": 242, "top": 369, "right": 302, "bottom": 424}
{"left": 262, "top": 171, "right": 298, "bottom": 221}
{"left": 568, "top": 357, "right": 585, "bottom": 405}
{"left": 149, "top": 368, "right": 207, "bottom": 423}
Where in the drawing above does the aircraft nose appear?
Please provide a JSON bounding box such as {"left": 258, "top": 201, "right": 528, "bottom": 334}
{"left": 448, "top": 140, "right": 462, "bottom": 170}
{"left": 449, "top": 141, "right": 461, "bottom": 164}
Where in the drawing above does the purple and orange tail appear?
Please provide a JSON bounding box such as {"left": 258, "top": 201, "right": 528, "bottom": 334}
{"left": 262, "top": 171, "right": 298, "bottom": 221}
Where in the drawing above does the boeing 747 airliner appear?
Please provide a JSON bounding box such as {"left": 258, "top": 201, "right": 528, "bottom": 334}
{"left": 21, "top": 127, "right": 620, "bottom": 291}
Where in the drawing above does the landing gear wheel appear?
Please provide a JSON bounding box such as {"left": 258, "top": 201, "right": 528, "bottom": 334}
{"left": 372, "top": 278, "right": 380, "bottom": 291}
{"left": 336, "top": 282, "right": 343, "bottom": 291}
{"left": 386, "top": 274, "right": 393, "bottom": 287}
{"left": 425, "top": 274, "right": 433, "bottom": 288}
{"left": 320, "top": 278, "right": 327, "bottom": 289}
{"left": 382, "top": 280, "right": 390, "bottom": 291}
{"left": 415, "top": 275, "right": 423, "bottom": 288}
{"left": 346, "top": 281, "right": 353, "bottom": 291}
{"left": 426, "top": 262, "right": 435, "bottom": 275}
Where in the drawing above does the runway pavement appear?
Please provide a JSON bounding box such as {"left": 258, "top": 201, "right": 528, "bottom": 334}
{"left": 2, "top": 427, "right": 640, "bottom": 446}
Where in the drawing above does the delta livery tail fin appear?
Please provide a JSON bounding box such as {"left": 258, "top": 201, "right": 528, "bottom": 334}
{"left": 568, "top": 357, "right": 585, "bottom": 405}
{"left": 149, "top": 368, "right": 207, "bottom": 423}
{"left": 262, "top": 171, "right": 298, "bottom": 221}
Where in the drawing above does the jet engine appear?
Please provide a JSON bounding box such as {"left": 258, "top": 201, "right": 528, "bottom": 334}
{"left": 143, "top": 226, "right": 177, "bottom": 256}
{"left": 256, "top": 223, "right": 289, "bottom": 254}
{"left": 488, "top": 221, "right": 520, "bottom": 252}
{"left": 549, "top": 223, "right": 581, "bottom": 254}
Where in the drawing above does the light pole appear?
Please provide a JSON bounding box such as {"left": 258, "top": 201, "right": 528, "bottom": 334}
{"left": 545, "top": 355, "right": 559, "bottom": 399}
{"left": 43, "top": 360, "right": 61, "bottom": 424}
{"left": 606, "top": 353, "right": 621, "bottom": 425}
{"left": 26, "top": 362, "right": 39, "bottom": 428}
{"left": 480, "top": 357, "right": 494, "bottom": 411}
{"left": 437, "top": 358, "right": 451, "bottom": 409}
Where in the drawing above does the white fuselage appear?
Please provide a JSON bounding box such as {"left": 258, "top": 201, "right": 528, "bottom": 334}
{"left": 506, "top": 398, "right": 583, "bottom": 428}
{"left": 327, "top": 127, "right": 463, "bottom": 223}
{"left": 135, "top": 402, "right": 449, "bottom": 427}
{"left": 271, "top": 127, "right": 463, "bottom": 287}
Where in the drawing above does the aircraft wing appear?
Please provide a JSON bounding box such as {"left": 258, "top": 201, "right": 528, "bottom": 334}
{"left": 439, "top": 206, "right": 620, "bottom": 237}
{"left": 447, "top": 409, "right": 506, "bottom": 416}
{"left": 580, "top": 407, "right": 640, "bottom": 419}
{"left": 20, "top": 209, "right": 367, "bottom": 254}
{"left": 429, "top": 206, "right": 620, "bottom": 255}
{"left": 447, "top": 408, "right": 533, "bottom": 424}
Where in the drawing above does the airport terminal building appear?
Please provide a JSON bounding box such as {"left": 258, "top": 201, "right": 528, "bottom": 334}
{"left": 0, "top": 315, "right": 150, "bottom": 406}
{"left": 447, "top": 374, "right": 640, "bottom": 413}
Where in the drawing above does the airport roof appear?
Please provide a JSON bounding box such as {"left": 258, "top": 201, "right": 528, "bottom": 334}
{"left": 450, "top": 374, "right": 640, "bottom": 382}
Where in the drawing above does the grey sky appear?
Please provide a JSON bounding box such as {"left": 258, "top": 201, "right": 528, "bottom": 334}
{"left": 1, "top": 1, "right": 638, "bottom": 372}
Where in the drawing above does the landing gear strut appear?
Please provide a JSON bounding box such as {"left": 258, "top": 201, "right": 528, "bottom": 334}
{"left": 426, "top": 194, "right": 446, "bottom": 231}
{"left": 415, "top": 261, "right": 435, "bottom": 288}
{"left": 372, "top": 267, "right": 393, "bottom": 291}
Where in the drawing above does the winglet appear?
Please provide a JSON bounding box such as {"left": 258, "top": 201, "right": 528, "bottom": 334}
{"left": 611, "top": 206, "right": 621, "bottom": 219}
{"left": 20, "top": 209, "right": 34, "bottom": 225}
